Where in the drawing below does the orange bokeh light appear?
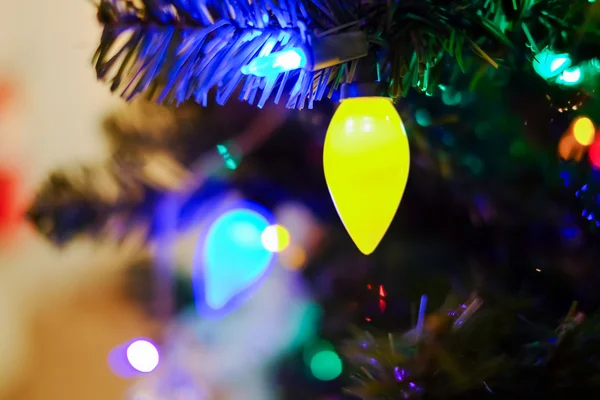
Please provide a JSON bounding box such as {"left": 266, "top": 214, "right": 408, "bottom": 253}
{"left": 558, "top": 132, "right": 585, "bottom": 161}
{"left": 281, "top": 245, "right": 307, "bottom": 270}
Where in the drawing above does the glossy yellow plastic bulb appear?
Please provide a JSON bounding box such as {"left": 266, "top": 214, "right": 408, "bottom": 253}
{"left": 323, "top": 97, "right": 410, "bottom": 255}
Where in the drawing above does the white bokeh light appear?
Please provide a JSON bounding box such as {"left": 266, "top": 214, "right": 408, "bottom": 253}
{"left": 127, "top": 340, "right": 160, "bottom": 373}
{"left": 261, "top": 225, "right": 278, "bottom": 252}
{"left": 261, "top": 224, "right": 290, "bottom": 252}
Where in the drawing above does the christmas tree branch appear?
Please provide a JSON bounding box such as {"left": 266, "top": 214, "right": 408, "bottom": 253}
{"left": 94, "top": 0, "right": 357, "bottom": 109}
{"left": 26, "top": 101, "right": 290, "bottom": 246}
{"left": 94, "top": 0, "right": 590, "bottom": 108}
{"left": 343, "top": 296, "right": 600, "bottom": 399}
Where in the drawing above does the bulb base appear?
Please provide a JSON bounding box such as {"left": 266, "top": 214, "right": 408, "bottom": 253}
{"left": 310, "top": 31, "right": 369, "bottom": 71}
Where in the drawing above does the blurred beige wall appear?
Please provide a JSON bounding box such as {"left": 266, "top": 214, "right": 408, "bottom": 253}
{"left": 0, "top": 1, "right": 148, "bottom": 398}
{"left": 1, "top": 0, "right": 120, "bottom": 185}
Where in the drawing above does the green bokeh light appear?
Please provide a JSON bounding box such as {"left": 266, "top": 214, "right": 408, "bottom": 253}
{"left": 287, "top": 303, "right": 322, "bottom": 352}
{"left": 464, "top": 156, "right": 484, "bottom": 175}
{"left": 310, "top": 350, "right": 343, "bottom": 381}
{"left": 510, "top": 139, "right": 527, "bottom": 157}
{"left": 441, "top": 89, "right": 462, "bottom": 106}
{"left": 303, "top": 339, "right": 334, "bottom": 366}
{"left": 415, "top": 109, "right": 432, "bottom": 127}
{"left": 217, "top": 143, "right": 239, "bottom": 170}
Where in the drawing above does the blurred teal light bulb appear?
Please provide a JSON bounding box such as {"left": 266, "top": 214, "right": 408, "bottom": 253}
{"left": 557, "top": 67, "right": 583, "bottom": 86}
{"left": 533, "top": 48, "right": 571, "bottom": 80}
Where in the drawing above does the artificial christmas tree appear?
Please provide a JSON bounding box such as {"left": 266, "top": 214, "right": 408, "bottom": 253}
{"left": 26, "top": 0, "right": 600, "bottom": 398}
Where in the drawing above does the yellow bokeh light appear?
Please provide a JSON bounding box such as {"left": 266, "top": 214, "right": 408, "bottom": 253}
{"left": 572, "top": 117, "right": 595, "bottom": 146}
{"left": 261, "top": 224, "right": 290, "bottom": 252}
{"left": 324, "top": 97, "right": 410, "bottom": 255}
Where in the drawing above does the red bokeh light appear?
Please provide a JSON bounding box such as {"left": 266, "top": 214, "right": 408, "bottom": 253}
{"left": 589, "top": 135, "right": 600, "bottom": 168}
{"left": 0, "top": 169, "right": 21, "bottom": 232}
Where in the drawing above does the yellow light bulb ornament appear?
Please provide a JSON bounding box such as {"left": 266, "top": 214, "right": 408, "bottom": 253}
{"left": 324, "top": 97, "right": 410, "bottom": 255}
